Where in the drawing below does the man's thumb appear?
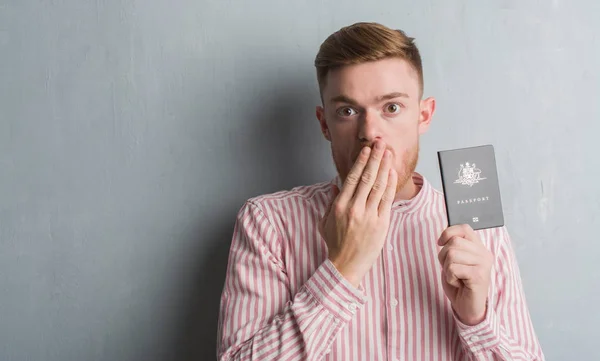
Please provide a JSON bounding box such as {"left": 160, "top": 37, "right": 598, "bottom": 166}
{"left": 325, "top": 185, "right": 339, "bottom": 216}
{"left": 320, "top": 185, "right": 339, "bottom": 234}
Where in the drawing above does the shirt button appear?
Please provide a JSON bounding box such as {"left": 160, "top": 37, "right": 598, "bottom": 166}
{"left": 326, "top": 349, "right": 331, "bottom": 354}
{"left": 391, "top": 299, "right": 399, "bottom": 307}
{"left": 387, "top": 244, "right": 394, "bottom": 251}
{"left": 348, "top": 303, "right": 357, "bottom": 312}
{"left": 470, "top": 335, "right": 480, "bottom": 342}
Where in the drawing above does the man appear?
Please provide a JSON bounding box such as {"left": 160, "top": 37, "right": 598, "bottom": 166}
{"left": 216, "top": 22, "right": 545, "bottom": 361}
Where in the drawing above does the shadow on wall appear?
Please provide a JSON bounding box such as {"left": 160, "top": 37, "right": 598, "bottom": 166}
{"left": 170, "top": 72, "right": 324, "bottom": 361}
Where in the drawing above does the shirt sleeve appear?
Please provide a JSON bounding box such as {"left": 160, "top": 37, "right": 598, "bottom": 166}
{"left": 454, "top": 227, "right": 546, "bottom": 360}
{"left": 216, "top": 200, "right": 368, "bottom": 361}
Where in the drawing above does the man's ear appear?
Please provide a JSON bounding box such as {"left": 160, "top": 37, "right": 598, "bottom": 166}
{"left": 418, "top": 96, "right": 436, "bottom": 135}
{"left": 316, "top": 105, "right": 331, "bottom": 141}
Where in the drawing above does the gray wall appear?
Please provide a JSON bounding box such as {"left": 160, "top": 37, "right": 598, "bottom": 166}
{"left": 1, "top": 1, "right": 598, "bottom": 360}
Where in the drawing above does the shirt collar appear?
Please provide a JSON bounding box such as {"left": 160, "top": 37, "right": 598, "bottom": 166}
{"left": 331, "top": 172, "right": 432, "bottom": 214}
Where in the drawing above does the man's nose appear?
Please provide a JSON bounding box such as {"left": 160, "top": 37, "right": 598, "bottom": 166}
{"left": 358, "top": 110, "right": 384, "bottom": 144}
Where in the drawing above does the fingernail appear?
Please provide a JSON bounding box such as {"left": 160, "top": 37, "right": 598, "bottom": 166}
{"left": 375, "top": 141, "right": 383, "bottom": 150}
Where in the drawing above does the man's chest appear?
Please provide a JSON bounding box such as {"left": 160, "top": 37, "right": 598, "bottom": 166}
{"left": 283, "top": 212, "right": 448, "bottom": 298}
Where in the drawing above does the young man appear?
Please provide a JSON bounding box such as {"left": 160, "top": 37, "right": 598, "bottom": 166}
{"left": 216, "top": 22, "right": 545, "bottom": 361}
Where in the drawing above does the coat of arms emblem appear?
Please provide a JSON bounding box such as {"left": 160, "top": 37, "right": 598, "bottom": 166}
{"left": 454, "top": 162, "right": 486, "bottom": 187}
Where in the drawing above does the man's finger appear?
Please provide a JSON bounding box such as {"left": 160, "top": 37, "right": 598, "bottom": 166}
{"left": 352, "top": 140, "right": 387, "bottom": 205}
{"left": 366, "top": 149, "right": 393, "bottom": 210}
{"left": 460, "top": 224, "right": 479, "bottom": 243}
{"left": 438, "top": 224, "right": 478, "bottom": 246}
{"left": 437, "top": 236, "right": 480, "bottom": 265}
{"left": 439, "top": 245, "right": 481, "bottom": 270}
{"left": 337, "top": 147, "right": 371, "bottom": 206}
{"left": 444, "top": 263, "right": 474, "bottom": 288}
{"left": 378, "top": 168, "right": 398, "bottom": 215}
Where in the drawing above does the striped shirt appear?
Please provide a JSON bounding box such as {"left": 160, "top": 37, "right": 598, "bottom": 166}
{"left": 217, "top": 173, "right": 545, "bottom": 361}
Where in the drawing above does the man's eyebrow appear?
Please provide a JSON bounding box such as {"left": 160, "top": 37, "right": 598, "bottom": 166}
{"left": 376, "top": 92, "right": 410, "bottom": 101}
{"left": 329, "top": 94, "right": 358, "bottom": 105}
{"left": 329, "top": 92, "right": 410, "bottom": 105}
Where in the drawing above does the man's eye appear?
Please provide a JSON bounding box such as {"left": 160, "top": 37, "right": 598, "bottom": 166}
{"left": 336, "top": 107, "right": 357, "bottom": 117}
{"left": 385, "top": 103, "right": 401, "bottom": 113}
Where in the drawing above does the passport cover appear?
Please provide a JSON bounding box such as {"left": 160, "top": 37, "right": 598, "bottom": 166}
{"left": 437, "top": 144, "right": 504, "bottom": 230}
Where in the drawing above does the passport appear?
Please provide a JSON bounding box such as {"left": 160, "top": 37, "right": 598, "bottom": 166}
{"left": 437, "top": 144, "right": 504, "bottom": 230}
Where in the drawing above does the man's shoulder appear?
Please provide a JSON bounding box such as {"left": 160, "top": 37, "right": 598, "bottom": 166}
{"left": 428, "top": 183, "right": 445, "bottom": 203}
{"left": 243, "top": 178, "right": 334, "bottom": 214}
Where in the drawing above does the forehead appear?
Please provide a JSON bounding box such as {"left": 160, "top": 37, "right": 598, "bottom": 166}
{"left": 323, "top": 58, "right": 420, "bottom": 102}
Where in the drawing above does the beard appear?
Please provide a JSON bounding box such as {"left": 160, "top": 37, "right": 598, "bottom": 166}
{"left": 333, "top": 141, "right": 419, "bottom": 194}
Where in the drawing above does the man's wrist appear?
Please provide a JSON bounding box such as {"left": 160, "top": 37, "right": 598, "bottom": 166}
{"left": 328, "top": 257, "right": 364, "bottom": 289}
{"left": 454, "top": 299, "right": 488, "bottom": 326}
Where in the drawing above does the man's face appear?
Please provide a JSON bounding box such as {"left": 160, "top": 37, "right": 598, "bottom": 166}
{"left": 316, "top": 57, "right": 435, "bottom": 192}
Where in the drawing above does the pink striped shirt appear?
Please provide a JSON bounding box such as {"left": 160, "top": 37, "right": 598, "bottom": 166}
{"left": 217, "top": 173, "right": 545, "bottom": 361}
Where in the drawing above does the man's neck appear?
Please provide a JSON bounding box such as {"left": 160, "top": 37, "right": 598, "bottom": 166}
{"left": 394, "top": 175, "right": 420, "bottom": 202}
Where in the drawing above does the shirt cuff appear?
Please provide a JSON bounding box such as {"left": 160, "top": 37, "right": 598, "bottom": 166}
{"left": 303, "top": 259, "right": 368, "bottom": 323}
{"left": 454, "top": 301, "right": 501, "bottom": 354}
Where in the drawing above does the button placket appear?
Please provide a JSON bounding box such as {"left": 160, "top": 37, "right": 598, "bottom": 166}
{"left": 347, "top": 303, "right": 357, "bottom": 313}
